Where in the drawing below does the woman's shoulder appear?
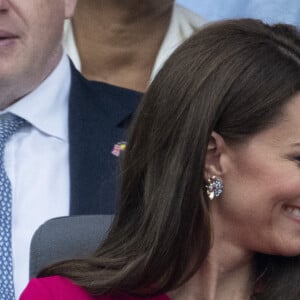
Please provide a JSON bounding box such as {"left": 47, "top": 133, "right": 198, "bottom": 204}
{"left": 20, "top": 276, "right": 105, "bottom": 300}
{"left": 20, "top": 276, "right": 170, "bottom": 300}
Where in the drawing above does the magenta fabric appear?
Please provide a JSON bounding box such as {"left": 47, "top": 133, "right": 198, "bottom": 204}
{"left": 20, "top": 276, "right": 171, "bottom": 300}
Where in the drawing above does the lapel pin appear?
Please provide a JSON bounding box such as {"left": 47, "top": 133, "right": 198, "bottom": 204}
{"left": 111, "top": 141, "right": 127, "bottom": 157}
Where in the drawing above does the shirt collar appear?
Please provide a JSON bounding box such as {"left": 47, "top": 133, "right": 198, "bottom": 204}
{"left": 4, "top": 54, "right": 71, "bottom": 141}
{"left": 63, "top": 20, "right": 81, "bottom": 71}
{"left": 150, "top": 4, "right": 206, "bottom": 81}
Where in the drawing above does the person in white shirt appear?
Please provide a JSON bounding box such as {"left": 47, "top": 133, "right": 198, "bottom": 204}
{"left": 0, "top": 0, "right": 141, "bottom": 298}
{"left": 63, "top": 0, "right": 206, "bottom": 92}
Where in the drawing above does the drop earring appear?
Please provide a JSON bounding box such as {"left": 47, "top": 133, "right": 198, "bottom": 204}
{"left": 206, "top": 176, "right": 223, "bottom": 200}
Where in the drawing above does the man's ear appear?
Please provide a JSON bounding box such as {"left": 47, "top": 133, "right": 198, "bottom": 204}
{"left": 64, "top": 0, "right": 78, "bottom": 19}
{"left": 204, "top": 131, "right": 227, "bottom": 180}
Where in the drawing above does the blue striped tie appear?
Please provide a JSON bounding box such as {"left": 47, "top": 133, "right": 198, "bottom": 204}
{"left": 0, "top": 114, "right": 26, "bottom": 300}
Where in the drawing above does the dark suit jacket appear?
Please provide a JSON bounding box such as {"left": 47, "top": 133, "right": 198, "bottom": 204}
{"left": 68, "top": 65, "right": 142, "bottom": 215}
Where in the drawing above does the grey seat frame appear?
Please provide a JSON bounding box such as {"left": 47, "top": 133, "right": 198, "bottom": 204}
{"left": 29, "top": 215, "right": 113, "bottom": 278}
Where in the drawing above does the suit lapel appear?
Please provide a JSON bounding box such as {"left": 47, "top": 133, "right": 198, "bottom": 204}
{"left": 68, "top": 65, "right": 141, "bottom": 215}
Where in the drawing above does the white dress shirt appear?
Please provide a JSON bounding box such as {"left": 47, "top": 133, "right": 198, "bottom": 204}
{"left": 63, "top": 3, "right": 206, "bottom": 82}
{"left": 0, "top": 54, "right": 71, "bottom": 299}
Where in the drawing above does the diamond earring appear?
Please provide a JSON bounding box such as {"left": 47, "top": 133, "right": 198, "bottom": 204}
{"left": 206, "top": 176, "right": 223, "bottom": 200}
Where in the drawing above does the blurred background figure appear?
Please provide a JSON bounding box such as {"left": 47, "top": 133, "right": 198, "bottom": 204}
{"left": 178, "top": 0, "right": 300, "bottom": 27}
{"left": 63, "top": 0, "right": 206, "bottom": 92}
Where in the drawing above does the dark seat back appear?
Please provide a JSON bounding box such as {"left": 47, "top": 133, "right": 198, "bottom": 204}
{"left": 29, "top": 215, "right": 113, "bottom": 278}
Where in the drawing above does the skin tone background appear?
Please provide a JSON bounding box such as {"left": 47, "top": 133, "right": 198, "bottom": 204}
{"left": 72, "top": 0, "right": 174, "bottom": 92}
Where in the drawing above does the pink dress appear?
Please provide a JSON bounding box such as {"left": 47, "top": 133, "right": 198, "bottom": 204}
{"left": 20, "top": 276, "right": 171, "bottom": 300}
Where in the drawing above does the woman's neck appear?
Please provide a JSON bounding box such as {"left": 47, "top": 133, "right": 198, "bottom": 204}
{"left": 169, "top": 243, "right": 254, "bottom": 300}
{"left": 71, "top": 0, "right": 174, "bottom": 91}
{"left": 169, "top": 206, "right": 256, "bottom": 300}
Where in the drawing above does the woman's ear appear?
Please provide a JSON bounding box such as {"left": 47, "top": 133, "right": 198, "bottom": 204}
{"left": 204, "top": 131, "right": 227, "bottom": 180}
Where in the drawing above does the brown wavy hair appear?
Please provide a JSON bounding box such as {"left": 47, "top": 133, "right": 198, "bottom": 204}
{"left": 39, "top": 19, "right": 300, "bottom": 299}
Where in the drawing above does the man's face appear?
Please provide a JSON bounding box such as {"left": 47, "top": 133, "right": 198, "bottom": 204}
{"left": 0, "top": 0, "right": 77, "bottom": 108}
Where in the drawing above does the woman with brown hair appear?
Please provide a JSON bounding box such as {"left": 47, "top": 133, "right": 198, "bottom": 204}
{"left": 21, "top": 19, "right": 300, "bottom": 300}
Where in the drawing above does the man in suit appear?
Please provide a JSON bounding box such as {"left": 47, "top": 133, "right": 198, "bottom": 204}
{"left": 0, "top": 0, "right": 141, "bottom": 298}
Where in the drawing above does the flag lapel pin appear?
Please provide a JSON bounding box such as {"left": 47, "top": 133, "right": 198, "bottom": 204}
{"left": 111, "top": 141, "right": 127, "bottom": 157}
